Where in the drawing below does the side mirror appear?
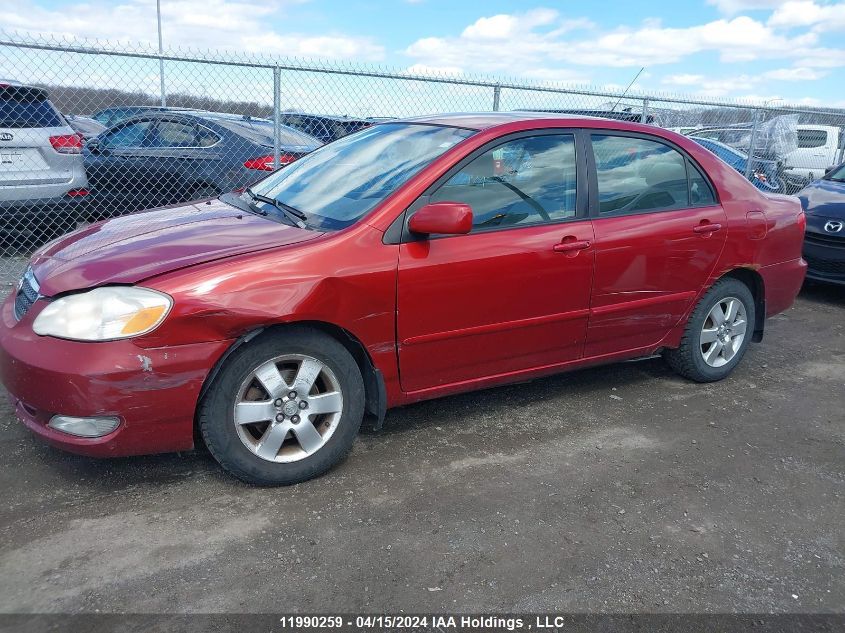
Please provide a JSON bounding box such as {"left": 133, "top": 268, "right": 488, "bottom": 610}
{"left": 408, "top": 202, "right": 473, "bottom": 236}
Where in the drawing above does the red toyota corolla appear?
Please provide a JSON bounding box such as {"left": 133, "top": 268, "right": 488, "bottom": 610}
{"left": 0, "top": 113, "right": 806, "bottom": 485}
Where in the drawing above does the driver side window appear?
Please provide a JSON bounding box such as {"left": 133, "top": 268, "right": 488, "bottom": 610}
{"left": 430, "top": 134, "right": 577, "bottom": 231}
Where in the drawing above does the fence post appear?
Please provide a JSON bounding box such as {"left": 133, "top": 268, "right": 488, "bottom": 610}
{"left": 492, "top": 83, "right": 501, "bottom": 112}
{"left": 641, "top": 98, "right": 649, "bottom": 124}
{"left": 156, "top": 0, "right": 166, "bottom": 106}
{"left": 273, "top": 65, "right": 281, "bottom": 169}
{"left": 744, "top": 109, "right": 761, "bottom": 179}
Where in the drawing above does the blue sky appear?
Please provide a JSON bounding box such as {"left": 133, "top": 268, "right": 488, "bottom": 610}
{"left": 2, "top": 0, "right": 845, "bottom": 106}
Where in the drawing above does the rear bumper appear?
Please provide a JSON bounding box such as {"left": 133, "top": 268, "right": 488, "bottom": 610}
{"left": 0, "top": 292, "right": 231, "bottom": 457}
{"left": 803, "top": 232, "right": 845, "bottom": 286}
{"left": 759, "top": 257, "right": 808, "bottom": 317}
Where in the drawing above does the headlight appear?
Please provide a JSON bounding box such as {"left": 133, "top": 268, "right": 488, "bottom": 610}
{"left": 33, "top": 287, "right": 172, "bottom": 341}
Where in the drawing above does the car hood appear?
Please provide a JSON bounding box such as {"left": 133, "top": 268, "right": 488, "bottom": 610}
{"left": 30, "top": 199, "right": 323, "bottom": 296}
{"left": 797, "top": 178, "right": 845, "bottom": 220}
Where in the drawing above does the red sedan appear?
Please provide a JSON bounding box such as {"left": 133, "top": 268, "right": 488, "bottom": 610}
{"left": 0, "top": 113, "right": 807, "bottom": 485}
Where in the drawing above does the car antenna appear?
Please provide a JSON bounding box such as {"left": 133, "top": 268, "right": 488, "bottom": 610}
{"left": 610, "top": 67, "right": 645, "bottom": 112}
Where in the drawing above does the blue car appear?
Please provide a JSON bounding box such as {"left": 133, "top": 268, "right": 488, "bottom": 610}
{"left": 689, "top": 136, "right": 784, "bottom": 193}
{"left": 797, "top": 163, "right": 845, "bottom": 285}
{"left": 83, "top": 111, "right": 322, "bottom": 218}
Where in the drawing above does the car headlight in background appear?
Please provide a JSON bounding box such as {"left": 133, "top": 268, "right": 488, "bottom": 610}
{"left": 33, "top": 287, "right": 172, "bottom": 341}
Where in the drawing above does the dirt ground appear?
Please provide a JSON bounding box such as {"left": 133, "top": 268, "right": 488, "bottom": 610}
{"left": 0, "top": 284, "right": 842, "bottom": 614}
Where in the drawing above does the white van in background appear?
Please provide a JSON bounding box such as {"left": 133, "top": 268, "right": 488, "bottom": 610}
{"left": 782, "top": 125, "right": 845, "bottom": 181}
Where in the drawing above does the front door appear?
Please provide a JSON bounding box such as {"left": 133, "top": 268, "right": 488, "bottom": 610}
{"left": 397, "top": 132, "right": 595, "bottom": 393}
{"left": 584, "top": 133, "right": 728, "bottom": 357}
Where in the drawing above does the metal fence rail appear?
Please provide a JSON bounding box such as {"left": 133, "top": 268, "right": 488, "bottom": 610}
{"left": 2, "top": 30, "right": 844, "bottom": 286}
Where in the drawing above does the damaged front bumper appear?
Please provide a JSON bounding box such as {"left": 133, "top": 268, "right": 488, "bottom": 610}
{"left": 0, "top": 291, "right": 231, "bottom": 457}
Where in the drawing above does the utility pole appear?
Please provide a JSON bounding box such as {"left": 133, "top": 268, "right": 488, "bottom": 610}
{"left": 157, "top": 0, "right": 166, "bottom": 106}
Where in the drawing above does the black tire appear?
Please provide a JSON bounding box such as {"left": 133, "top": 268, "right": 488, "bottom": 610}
{"left": 664, "top": 278, "right": 756, "bottom": 383}
{"left": 198, "top": 326, "right": 365, "bottom": 485}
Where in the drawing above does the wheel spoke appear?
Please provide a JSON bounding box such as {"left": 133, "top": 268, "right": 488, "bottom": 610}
{"left": 235, "top": 401, "right": 276, "bottom": 425}
{"left": 722, "top": 339, "right": 737, "bottom": 362}
{"left": 700, "top": 327, "right": 719, "bottom": 344}
{"left": 732, "top": 319, "right": 747, "bottom": 336}
{"left": 703, "top": 341, "right": 723, "bottom": 365}
{"left": 255, "top": 423, "right": 289, "bottom": 461}
{"left": 709, "top": 302, "right": 727, "bottom": 325}
{"left": 307, "top": 391, "right": 342, "bottom": 416}
{"left": 292, "top": 358, "right": 323, "bottom": 395}
{"left": 253, "top": 361, "right": 288, "bottom": 398}
{"left": 724, "top": 299, "right": 739, "bottom": 324}
{"left": 291, "top": 420, "right": 323, "bottom": 454}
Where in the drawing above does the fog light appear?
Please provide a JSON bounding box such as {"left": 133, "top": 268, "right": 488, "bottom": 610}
{"left": 48, "top": 415, "right": 120, "bottom": 438}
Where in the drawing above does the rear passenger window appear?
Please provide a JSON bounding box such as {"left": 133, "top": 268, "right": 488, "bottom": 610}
{"left": 431, "top": 134, "right": 578, "bottom": 231}
{"left": 689, "top": 164, "right": 716, "bottom": 206}
{"left": 592, "top": 135, "right": 689, "bottom": 215}
{"left": 153, "top": 121, "right": 197, "bottom": 147}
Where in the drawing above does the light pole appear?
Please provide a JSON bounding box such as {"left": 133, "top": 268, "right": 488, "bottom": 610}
{"left": 157, "top": 0, "right": 166, "bottom": 106}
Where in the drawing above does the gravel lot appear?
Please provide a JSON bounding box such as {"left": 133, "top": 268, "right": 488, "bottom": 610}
{"left": 0, "top": 283, "right": 842, "bottom": 614}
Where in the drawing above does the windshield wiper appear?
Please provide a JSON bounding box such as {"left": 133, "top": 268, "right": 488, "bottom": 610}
{"left": 244, "top": 188, "right": 308, "bottom": 229}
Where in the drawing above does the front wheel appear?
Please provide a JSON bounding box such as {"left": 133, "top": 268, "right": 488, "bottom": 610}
{"left": 664, "top": 278, "right": 756, "bottom": 382}
{"left": 199, "top": 327, "right": 365, "bottom": 485}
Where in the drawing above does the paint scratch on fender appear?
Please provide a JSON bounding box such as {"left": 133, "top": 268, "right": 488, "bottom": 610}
{"left": 137, "top": 355, "right": 153, "bottom": 372}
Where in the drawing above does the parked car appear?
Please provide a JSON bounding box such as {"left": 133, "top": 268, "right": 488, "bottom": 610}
{"left": 83, "top": 111, "right": 322, "bottom": 217}
{"left": 65, "top": 114, "right": 106, "bottom": 140}
{"left": 280, "top": 113, "right": 376, "bottom": 143}
{"left": 782, "top": 125, "right": 845, "bottom": 182}
{"left": 690, "top": 136, "right": 784, "bottom": 192}
{"left": 0, "top": 81, "right": 88, "bottom": 250}
{"left": 0, "top": 114, "right": 807, "bottom": 485}
{"left": 797, "top": 162, "right": 845, "bottom": 285}
{"left": 89, "top": 105, "right": 194, "bottom": 128}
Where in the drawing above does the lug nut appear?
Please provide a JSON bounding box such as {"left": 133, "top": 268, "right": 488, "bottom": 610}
{"left": 274, "top": 398, "right": 283, "bottom": 407}
{"left": 291, "top": 415, "right": 301, "bottom": 424}
{"left": 299, "top": 401, "right": 308, "bottom": 409}
{"left": 288, "top": 391, "right": 297, "bottom": 399}
{"left": 275, "top": 414, "right": 285, "bottom": 423}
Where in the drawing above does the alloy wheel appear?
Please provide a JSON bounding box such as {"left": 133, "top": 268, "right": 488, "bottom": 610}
{"left": 233, "top": 354, "right": 343, "bottom": 463}
{"left": 699, "top": 296, "right": 748, "bottom": 368}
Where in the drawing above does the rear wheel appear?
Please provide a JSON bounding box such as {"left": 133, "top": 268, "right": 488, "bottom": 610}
{"left": 664, "top": 278, "right": 755, "bottom": 382}
{"left": 199, "top": 327, "right": 365, "bottom": 485}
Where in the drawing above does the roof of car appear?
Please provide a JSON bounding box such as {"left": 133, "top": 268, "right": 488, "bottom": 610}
{"left": 395, "top": 111, "right": 609, "bottom": 130}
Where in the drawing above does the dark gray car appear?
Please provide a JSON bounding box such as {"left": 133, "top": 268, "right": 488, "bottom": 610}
{"left": 83, "top": 111, "right": 322, "bottom": 218}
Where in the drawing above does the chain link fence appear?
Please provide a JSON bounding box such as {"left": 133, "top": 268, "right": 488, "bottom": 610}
{"left": 2, "top": 31, "right": 845, "bottom": 286}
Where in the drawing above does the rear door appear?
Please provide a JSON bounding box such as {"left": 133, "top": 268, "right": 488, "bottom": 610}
{"left": 144, "top": 118, "right": 223, "bottom": 203}
{"left": 396, "top": 131, "right": 595, "bottom": 393}
{"left": 585, "top": 132, "right": 727, "bottom": 357}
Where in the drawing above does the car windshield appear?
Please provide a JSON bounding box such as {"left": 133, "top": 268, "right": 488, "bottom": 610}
{"left": 249, "top": 123, "right": 475, "bottom": 230}
{"left": 826, "top": 164, "right": 845, "bottom": 181}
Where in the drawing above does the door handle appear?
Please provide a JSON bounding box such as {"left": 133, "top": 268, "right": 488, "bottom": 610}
{"left": 553, "top": 239, "right": 591, "bottom": 253}
{"left": 693, "top": 222, "right": 722, "bottom": 235}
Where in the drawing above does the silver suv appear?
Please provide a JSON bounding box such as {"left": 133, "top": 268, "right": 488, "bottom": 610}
{"left": 1, "top": 81, "right": 88, "bottom": 250}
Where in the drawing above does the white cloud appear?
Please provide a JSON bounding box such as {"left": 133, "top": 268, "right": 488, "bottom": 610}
{"left": 662, "top": 65, "right": 827, "bottom": 97}
{"left": 0, "top": 0, "right": 385, "bottom": 61}
{"left": 768, "top": 0, "right": 845, "bottom": 31}
{"left": 405, "top": 10, "right": 822, "bottom": 77}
